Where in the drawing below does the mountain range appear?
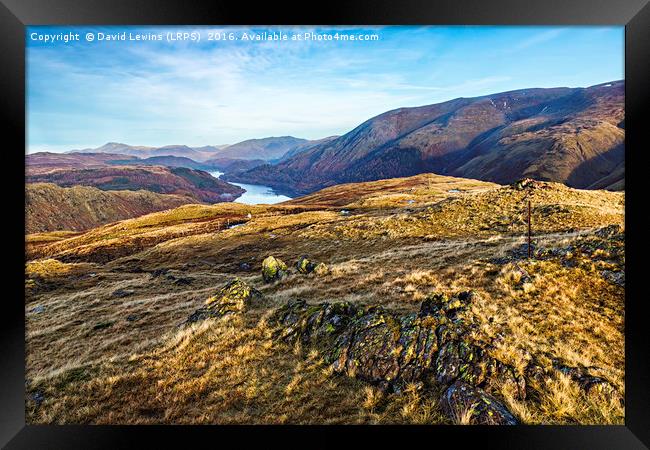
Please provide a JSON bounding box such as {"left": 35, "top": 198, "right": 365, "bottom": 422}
{"left": 223, "top": 81, "right": 624, "bottom": 195}
{"left": 71, "top": 136, "right": 330, "bottom": 164}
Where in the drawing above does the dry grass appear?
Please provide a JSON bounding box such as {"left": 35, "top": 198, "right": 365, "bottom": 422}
{"left": 25, "top": 174, "right": 625, "bottom": 425}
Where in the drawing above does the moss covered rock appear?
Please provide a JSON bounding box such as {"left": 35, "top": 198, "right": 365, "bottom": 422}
{"left": 295, "top": 256, "right": 317, "bottom": 274}
{"left": 272, "top": 290, "right": 525, "bottom": 422}
{"left": 312, "top": 262, "right": 329, "bottom": 276}
{"left": 187, "top": 278, "right": 263, "bottom": 323}
{"left": 262, "top": 256, "right": 288, "bottom": 283}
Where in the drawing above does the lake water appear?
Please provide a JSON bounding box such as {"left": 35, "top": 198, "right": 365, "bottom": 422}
{"left": 209, "top": 171, "right": 292, "bottom": 205}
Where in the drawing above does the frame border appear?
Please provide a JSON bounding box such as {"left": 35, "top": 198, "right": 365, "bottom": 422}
{"left": 2, "top": 0, "right": 648, "bottom": 448}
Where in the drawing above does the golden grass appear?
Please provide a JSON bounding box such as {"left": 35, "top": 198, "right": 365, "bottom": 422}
{"left": 24, "top": 174, "right": 625, "bottom": 425}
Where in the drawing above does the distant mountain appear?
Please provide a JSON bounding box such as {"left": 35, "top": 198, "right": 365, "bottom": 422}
{"left": 72, "top": 143, "right": 220, "bottom": 162}
{"left": 26, "top": 183, "right": 194, "bottom": 233}
{"left": 225, "top": 81, "right": 624, "bottom": 195}
{"left": 212, "top": 136, "right": 309, "bottom": 161}
{"left": 68, "top": 137, "right": 318, "bottom": 163}
{"left": 26, "top": 152, "right": 139, "bottom": 175}
{"left": 27, "top": 166, "right": 245, "bottom": 203}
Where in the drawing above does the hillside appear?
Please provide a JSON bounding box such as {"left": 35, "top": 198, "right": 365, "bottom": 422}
{"left": 26, "top": 165, "right": 245, "bottom": 203}
{"left": 225, "top": 81, "right": 624, "bottom": 195}
{"left": 25, "top": 174, "right": 624, "bottom": 425}
{"left": 26, "top": 183, "right": 195, "bottom": 233}
{"left": 107, "top": 155, "right": 211, "bottom": 170}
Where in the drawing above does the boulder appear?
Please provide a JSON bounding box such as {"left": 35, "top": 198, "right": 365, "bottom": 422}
{"left": 295, "top": 256, "right": 317, "bottom": 274}
{"left": 313, "top": 262, "right": 329, "bottom": 276}
{"left": 187, "top": 278, "right": 263, "bottom": 323}
{"left": 262, "top": 256, "right": 288, "bottom": 283}
{"left": 441, "top": 381, "right": 519, "bottom": 425}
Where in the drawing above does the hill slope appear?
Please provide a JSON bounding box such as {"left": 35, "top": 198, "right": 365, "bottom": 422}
{"left": 27, "top": 166, "right": 245, "bottom": 203}
{"left": 226, "top": 81, "right": 624, "bottom": 195}
{"left": 25, "top": 174, "right": 624, "bottom": 425}
{"left": 26, "top": 183, "right": 195, "bottom": 233}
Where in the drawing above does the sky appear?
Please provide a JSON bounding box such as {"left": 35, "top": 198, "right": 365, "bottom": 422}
{"left": 26, "top": 26, "right": 624, "bottom": 153}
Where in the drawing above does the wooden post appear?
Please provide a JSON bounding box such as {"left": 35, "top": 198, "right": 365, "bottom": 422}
{"left": 528, "top": 198, "right": 533, "bottom": 259}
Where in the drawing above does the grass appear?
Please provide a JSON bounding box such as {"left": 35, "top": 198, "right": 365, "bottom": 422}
{"left": 25, "top": 174, "right": 625, "bottom": 425}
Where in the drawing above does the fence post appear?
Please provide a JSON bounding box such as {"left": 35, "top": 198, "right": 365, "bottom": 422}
{"left": 528, "top": 197, "right": 533, "bottom": 259}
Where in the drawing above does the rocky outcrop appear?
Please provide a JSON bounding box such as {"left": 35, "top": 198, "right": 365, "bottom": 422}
{"left": 262, "top": 256, "right": 288, "bottom": 283}
{"left": 272, "top": 291, "right": 524, "bottom": 424}
{"left": 187, "top": 278, "right": 263, "bottom": 323}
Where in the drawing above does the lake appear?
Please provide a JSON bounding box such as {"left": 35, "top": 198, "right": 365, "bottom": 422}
{"left": 209, "top": 171, "right": 293, "bottom": 205}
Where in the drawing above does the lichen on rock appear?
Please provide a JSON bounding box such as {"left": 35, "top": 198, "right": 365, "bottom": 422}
{"left": 295, "top": 256, "right": 317, "bottom": 274}
{"left": 271, "top": 290, "right": 525, "bottom": 423}
{"left": 441, "top": 380, "right": 519, "bottom": 425}
{"left": 262, "top": 256, "right": 288, "bottom": 283}
{"left": 186, "top": 278, "right": 263, "bottom": 323}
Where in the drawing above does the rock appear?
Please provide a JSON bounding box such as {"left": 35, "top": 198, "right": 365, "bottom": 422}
{"left": 126, "top": 314, "right": 142, "bottom": 322}
{"left": 92, "top": 321, "right": 114, "bottom": 331}
{"left": 595, "top": 224, "right": 623, "bottom": 239}
{"left": 313, "top": 262, "right": 329, "bottom": 276}
{"left": 295, "top": 256, "right": 317, "bottom": 274}
{"left": 419, "top": 291, "right": 475, "bottom": 319}
{"left": 511, "top": 178, "right": 538, "bottom": 191}
{"left": 187, "top": 278, "right": 263, "bottom": 323}
{"left": 29, "top": 305, "right": 45, "bottom": 314}
{"left": 601, "top": 270, "right": 624, "bottom": 287}
{"left": 173, "top": 277, "right": 193, "bottom": 286}
{"left": 239, "top": 262, "right": 252, "bottom": 271}
{"left": 31, "top": 390, "right": 45, "bottom": 407}
{"left": 551, "top": 359, "right": 622, "bottom": 404}
{"left": 111, "top": 288, "right": 135, "bottom": 298}
{"left": 150, "top": 268, "right": 169, "bottom": 278}
{"left": 441, "top": 381, "right": 519, "bottom": 425}
{"left": 272, "top": 291, "right": 525, "bottom": 422}
{"left": 262, "top": 256, "right": 288, "bottom": 283}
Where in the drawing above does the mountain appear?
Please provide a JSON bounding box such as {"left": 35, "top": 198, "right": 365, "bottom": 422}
{"left": 68, "top": 137, "right": 318, "bottom": 163}
{"left": 71, "top": 143, "right": 224, "bottom": 162}
{"left": 26, "top": 166, "right": 245, "bottom": 203}
{"left": 26, "top": 152, "right": 139, "bottom": 175}
{"left": 224, "top": 81, "right": 624, "bottom": 195}
{"left": 211, "top": 136, "right": 309, "bottom": 161}
{"left": 26, "top": 183, "right": 194, "bottom": 233}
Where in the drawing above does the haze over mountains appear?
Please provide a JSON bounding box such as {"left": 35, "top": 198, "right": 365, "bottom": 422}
{"left": 224, "top": 81, "right": 625, "bottom": 194}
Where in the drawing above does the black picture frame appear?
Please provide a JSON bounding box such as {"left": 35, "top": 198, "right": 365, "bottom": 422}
{"left": 2, "top": 0, "right": 648, "bottom": 448}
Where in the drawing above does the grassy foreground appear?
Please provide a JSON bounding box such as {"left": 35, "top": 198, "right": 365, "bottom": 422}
{"left": 25, "top": 174, "right": 624, "bottom": 424}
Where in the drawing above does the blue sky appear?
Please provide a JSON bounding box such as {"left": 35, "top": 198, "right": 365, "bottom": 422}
{"left": 26, "top": 26, "right": 624, "bottom": 153}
